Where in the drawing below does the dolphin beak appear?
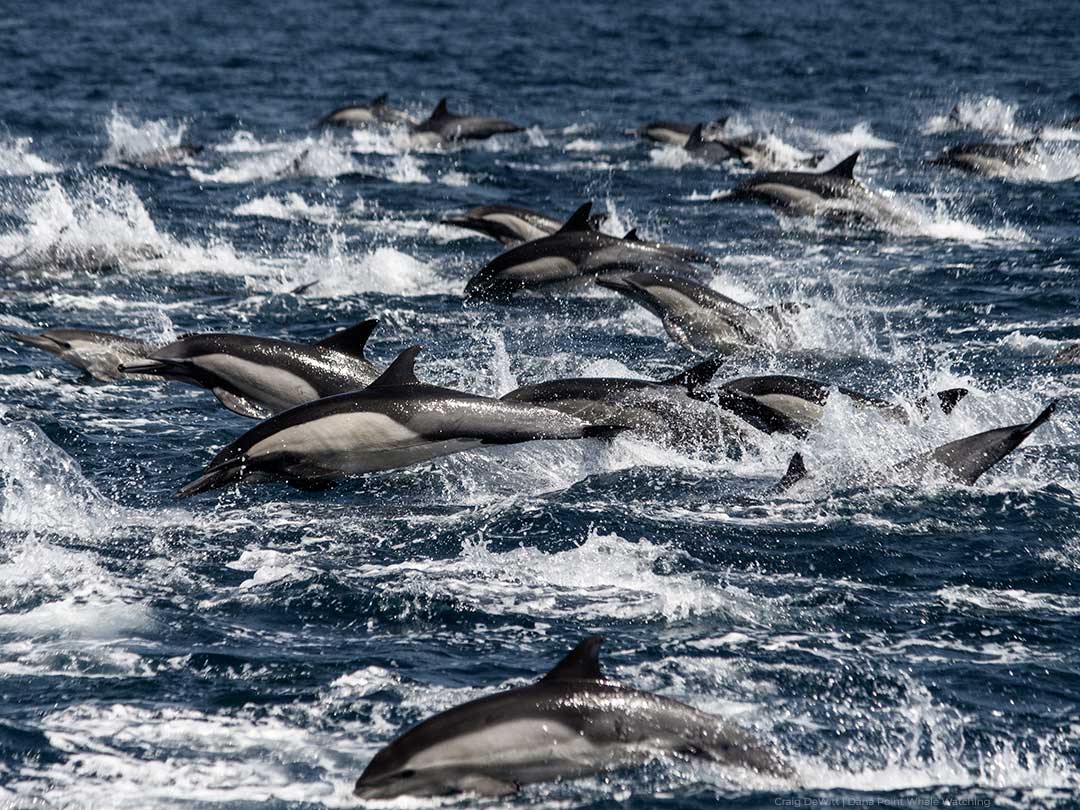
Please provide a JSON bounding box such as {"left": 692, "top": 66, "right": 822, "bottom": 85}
{"left": 2, "top": 331, "right": 67, "bottom": 351}
{"left": 595, "top": 275, "right": 632, "bottom": 292}
{"left": 441, "top": 215, "right": 471, "bottom": 227}
{"left": 117, "top": 359, "right": 170, "bottom": 374}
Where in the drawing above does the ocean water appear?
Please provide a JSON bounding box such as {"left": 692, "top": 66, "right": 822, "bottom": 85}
{"left": 1, "top": 1, "right": 1079, "bottom": 807}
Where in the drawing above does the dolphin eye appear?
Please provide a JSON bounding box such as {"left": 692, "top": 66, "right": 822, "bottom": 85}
{"left": 397, "top": 769, "right": 416, "bottom": 780}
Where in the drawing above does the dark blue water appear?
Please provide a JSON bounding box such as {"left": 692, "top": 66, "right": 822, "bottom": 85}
{"left": 1, "top": 1, "right": 1078, "bottom": 807}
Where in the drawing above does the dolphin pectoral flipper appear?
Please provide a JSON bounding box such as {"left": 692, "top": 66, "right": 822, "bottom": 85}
{"left": 313, "top": 318, "right": 379, "bottom": 360}
{"left": 212, "top": 388, "right": 272, "bottom": 420}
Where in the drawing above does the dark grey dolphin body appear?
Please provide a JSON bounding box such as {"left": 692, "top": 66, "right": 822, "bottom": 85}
{"left": 776, "top": 402, "right": 1056, "bottom": 492}
{"left": 684, "top": 124, "right": 763, "bottom": 165}
{"left": 353, "top": 635, "right": 789, "bottom": 799}
{"left": 3, "top": 327, "right": 158, "bottom": 382}
{"left": 596, "top": 272, "right": 797, "bottom": 356}
{"left": 119, "top": 319, "right": 382, "bottom": 419}
{"left": 315, "top": 94, "right": 415, "bottom": 127}
{"left": 464, "top": 203, "right": 701, "bottom": 300}
{"left": 177, "top": 347, "right": 622, "bottom": 498}
{"left": 720, "top": 375, "right": 969, "bottom": 433}
{"left": 500, "top": 357, "right": 753, "bottom": 449}
{"left": 730, "top": 152, "right": 894, "bottom": 223}
{"left": 412, "top": 98, "right": 523, "bottom": 143}
{"left": 930, "top": 139, "right": 1041, "bottom": 176}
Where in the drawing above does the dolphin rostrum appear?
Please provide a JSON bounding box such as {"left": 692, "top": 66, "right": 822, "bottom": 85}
{"left": 464, "top": 203, "right": 701, "bottom": 300}
{"left": 177, "top": 346, "right": 623, "bottom": 498}
{"left": 120, "top": 319, "right": 382, "bottom": 419}
{"left": 412, "top": 98, "right": 523, "bottom": 143}
{"left": 353, "top": 635, "right": 790, "bottom": 799}
{"left": 596, "top": 272, "right": 798, "bottom": 356}
{"left": 3, "top": 327, "right": 158, "bottom": 382}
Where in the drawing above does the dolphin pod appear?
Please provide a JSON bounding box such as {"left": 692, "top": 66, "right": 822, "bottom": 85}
{"left": 353, "top": 635, "right": 790, "bottom": 799}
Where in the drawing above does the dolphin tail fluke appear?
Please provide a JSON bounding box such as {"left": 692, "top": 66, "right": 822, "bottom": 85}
{"left": 1020, "top": 400, "right": 1057, "bottom": 438}
{"left": 662, "top": 356, "right": 725, "bottom": 393}
{"left": 177, "top": 458, "right": 245, "bottom": 499}
{"left": 913, "top": 387, "right": 969, "bottom": 417}
{"left": 775, "top": 452, "right": 808, "bottom": 492}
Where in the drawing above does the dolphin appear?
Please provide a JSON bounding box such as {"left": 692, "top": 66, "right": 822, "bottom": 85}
{"left": 315, "top": 94, "right": 415, "bottom": 127}
{"left": 119, "top": 319, "right": 382, "bottom": 419}
{"left": 3, "top": 327, "right": 158, "bottom": 382}
{"left": 930, "top": 139, "right": 1041, "bottom": 176}
{"left": 632, "top": 117, "right": 731, "bottom": 147}
{"left": 442, "top": 204, "right": 597, "bottom": 246}
{"left": 464, "top": 203, "right": 701, "bottom": 300}
{"left": 500, "top": 357, "right": 757, "bottom": 449}
{"left": 444, "top": 203, "right": 717, "bottom": 266}
{"left": 719, "top": 375, "right": 969, "bottom": 432}
{"left": 177, "top": 346, "right": 623, "bottom": 498}
{"left": 353, "top": 635, "right": 789, "bottom": 799}
{"left": 412, "top": 98, "right": 523, "bottom": 143}
{"left": 118, "top": 143, "right": 204, "bottom": 168}
{"left": 729, "top": 152, "right": 894, "bottom": 222}
{"left": 1052, "top": 344, "right": 1080, "bottom": 364}
{"left": 596, "top": 272, "right": 797, "bottom": 356}
{"left": 775, "top": 401, "right": 1056, "bottom": 492}
{"left": 683, "top": 123, "right": 760, "bottom": 164}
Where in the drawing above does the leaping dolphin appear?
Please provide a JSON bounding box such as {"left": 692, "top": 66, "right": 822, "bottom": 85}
{"left": 719, "top": 375, "right": 969, "bottom": 433}
{"left": 729, "top": 152, "right": 896, "bottom": 224}
{"left": 120, "top": 319, "right": 382, "bottom": 419}
{"left": 775, "top": 401, "right": 1056, "bottom": 492}
{"left": 315, "top": 94, "right": 416, "bottom": 127}
{"left": 412, "top": 98, "right": 523, "bottom": 143}
{"left": 442, "top": 204, "right": 606, "bottom": 246}
{"left": 3, "top": 327, "right": 158, "bottom": 382}
{"left": 177, "top": 346, "right": 623, "bottom": 498}
{"left": 929, "top": 139, "right": 1041, "bottom": 177}
{"left": 353, "top": 635, "right": 790, "bottom": 799}
{"left": 596, "top": 272, "right": 798, "bottom": 356}
{"left": 501, "top": 357, "right": 755, "bottom": 449}
{"left": 464, "top": 203, "right": 701, "bottom": 300}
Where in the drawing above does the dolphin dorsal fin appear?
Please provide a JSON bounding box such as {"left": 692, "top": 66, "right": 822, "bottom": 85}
{"left": 371, "top": 93, "right": 388, "bottom": 107}
{"left": 368, "top": 345, "right": 421, "bottom": 387}
{"left": 623, "top": 228, "right": 640, "bottom": 242}
{"left": 314, "top": 318, "right": 379, "bottom": 359}
{"left": 556, "top": 202, "right": 594, "bottom": 234}
{"left": 662, "top": 355, "right": 724, "bottom": 392}
{"left": 686, "top": 123, "right": 705, "bottom": 148}
{"left": 825, "top": 152, "right": 860, "bottom": 179}
{"left": 431, "top": 98, "right": 449, "bottom": 119}
{"left": 541, "top": 635, "right": 604, "bottom": 682}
